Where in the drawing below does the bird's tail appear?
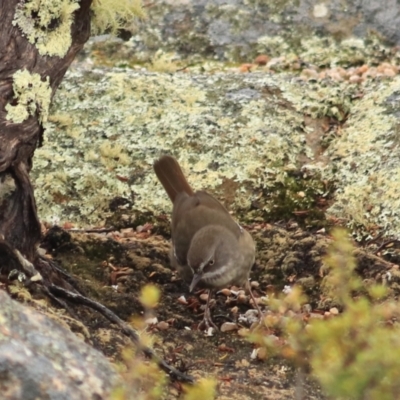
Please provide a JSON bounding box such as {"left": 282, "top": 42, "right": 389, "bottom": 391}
{"left": 153, "top": 155, "right": 194, "bottom": 202}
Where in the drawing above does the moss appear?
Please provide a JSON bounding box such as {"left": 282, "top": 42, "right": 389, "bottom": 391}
{"left": 5, "top": 69, "right": 51, "bottom": 124}
{"left": 250, "top": 171, "right": 332, "bottom": 228}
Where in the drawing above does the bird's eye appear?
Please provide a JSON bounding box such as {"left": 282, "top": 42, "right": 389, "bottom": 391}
{"left": 203, "top": 259, "right": 215, "bottom": 273}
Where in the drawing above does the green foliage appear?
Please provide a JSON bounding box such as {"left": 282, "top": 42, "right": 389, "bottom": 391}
{"left": 91, "top": 0, "right": 145, "bottom": 35}
{"left": 113, "top": 347, "right": 167, "bottom": 400}
{"left": 183, "top": 378, "right": 217, "bottom": 400}
{"left": 139, "top": 284, "right": 160, "bottom": 309}
{"left": 112, "top": 284, "right": 216, "bottom": 400}
{"left": 250, "top": 229, "right": 400, "bottom": 399}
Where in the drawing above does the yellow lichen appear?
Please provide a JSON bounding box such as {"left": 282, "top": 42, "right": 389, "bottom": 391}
{"left": 13, "top": 0, "right": 80, "bottom": 57}
{"left": 99, "top": 142, "right": 131, "bottom": 167}
{"left": 91, "top": 0, "right": 145, "bottom": 35}
{"left": 5, "top": 69, "right": 51, "bottom": 124}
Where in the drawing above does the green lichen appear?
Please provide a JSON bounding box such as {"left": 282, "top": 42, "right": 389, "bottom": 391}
{"left": 275, "top": 69, "right": 400, "bottom": 240}
{"left": 13, "top": 0, "right": 80, "bottom": 57}
{"left": 325, "top": 78, "right": 400, "bottom": 240}
{"left": 32, "top": 32, "right": 400, "bottom": 240}
{"left": 256, "top": 33, "right": 397, "bottom": 69}
{"left": 33, "top": 69, "right": 310, "bottom": 225}
{"left": 5, "top": 69, "right": 51, "bottom": 124}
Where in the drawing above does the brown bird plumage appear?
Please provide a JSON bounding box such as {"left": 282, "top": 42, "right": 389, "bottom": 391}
{"left": 154, "top": 155, "right": 260, "bottom": 330}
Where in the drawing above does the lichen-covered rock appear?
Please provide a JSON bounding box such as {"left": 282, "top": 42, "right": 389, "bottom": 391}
{"left": 33, "top": 68, "right": 309, "bottom": 225}
{"left": 0, "top": 290, "right": 121, "bottom": 399}
{"left": 121, "top": 0, "right": 400, "bottom": 61}
{"left": 30, "top": 1, "right": 400, "bottom": 241}
{"left": 325, "top": 78, "right": 400, "bottom": 240}
{"left": 32, "top": 61, "right": 400, "bottom": 240}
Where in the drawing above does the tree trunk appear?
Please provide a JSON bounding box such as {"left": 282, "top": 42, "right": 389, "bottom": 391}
{"left": 0, "top": 0, "right": 92, "bottom": 282}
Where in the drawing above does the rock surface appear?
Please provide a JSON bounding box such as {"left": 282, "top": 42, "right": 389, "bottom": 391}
{"left": 125, "top": 0, "right": 400, "bottom": 61}
{"left": 0, "top": 289, "right": 121, "bottom": 400}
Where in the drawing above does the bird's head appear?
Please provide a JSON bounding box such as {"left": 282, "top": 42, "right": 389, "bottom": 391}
{"left": 187, "top": 225, "right": 238, "bottom": 292}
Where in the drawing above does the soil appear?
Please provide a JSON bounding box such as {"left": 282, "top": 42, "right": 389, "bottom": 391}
{"left": 24, "top": 222, "right": 399, "bottom": 399}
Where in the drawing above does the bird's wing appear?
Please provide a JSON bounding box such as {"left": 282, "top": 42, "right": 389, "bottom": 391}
{"left": 171, "top": 191, "right": 242, "bottom": 264}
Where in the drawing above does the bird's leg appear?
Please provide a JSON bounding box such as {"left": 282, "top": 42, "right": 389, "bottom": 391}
{"left": 198, "top": 290, "right": 218, "bottom": 331}
{"left": 246, "top": 281, "right": 263, "bottom": 318}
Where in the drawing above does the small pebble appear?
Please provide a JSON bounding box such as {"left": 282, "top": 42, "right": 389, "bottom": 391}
{"left": 205, "top": 327, "right": 214, "bottom": 336}
{"left": 336, "top": 67, "right": 348, "bottom": 79}
{"left": 230, "top": 306, "right": 239, "bottom": 314}
{"left": 357, "top": 64, "right": 368, "bottom": 74}
{"left": 239, "top": 63, "right": 253, "bottom": 73}
{"left": 37, "top": 247, "right": 47, "bottom": 256}
{"left": 220, "top": 322, "right": 239, "bottom": 332}
{"left": 384, "top": 68, "right": 396, "bottom": 77}
{"left": 257, "top": 347, "right": 268, "bottom": 361}
{"left": 310, "top": 312, "right": 324, "bottom": 319}
{"left": 329, "top": 307, "right": 339, "bottom": 315}
{"left": 244, "top": 309, "right": 259, "bottom": 318}
{"left": 349, "top": 74, "right": 362, "bottom": 83}
{"left": 219, "top": 288, "right": 231, "bottom": 296}
{"left": 177, "top": 295, "right": 188, "bottom": 305}
{"left": 238, "top": 328, "right": 250, "bottom": 337}
{"left": 249, "top": 297, "right": 259, "bottom": 306}
{"left": 237, "top": 293, "right": 247, "bottom": 304}
{"left": 254, "top": 54, "right": 269, "bottom": 66}
{"left": 328, "top": 71, "right": 343, "bottom": 81}
{"left": 121, "top": 228, "right": 135, "bottom": 237}
{"left": 156, "top": 321, "right": 169, "bottom": 330}
{"left": 301, "top": 68, "right": 319, "bottom": 79}
{"left": 250, "top": 348, "right": 259, "bottom": 360}
{"left": 218, "top": 343, "right": 234, "bottom": 352}
{"left": 199, "top": 293, "right": 209, "bottom": 302}
{"left": 282, "top": 285, "right": 292, "bottom": 294}
{"left": 145, "top": 317, "right": 158, "bottom": 325}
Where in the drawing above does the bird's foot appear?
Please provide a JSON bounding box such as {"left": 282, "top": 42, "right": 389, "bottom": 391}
{"left": 198, "top": 307, "right": 218, "bottom": 332}
{"left": 247, "top": 282, "right": 264, "bottom": 319}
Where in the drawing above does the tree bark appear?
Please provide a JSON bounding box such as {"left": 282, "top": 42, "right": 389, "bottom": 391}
{"left": 0, "top": 0, "right": 92, "bottom": 282}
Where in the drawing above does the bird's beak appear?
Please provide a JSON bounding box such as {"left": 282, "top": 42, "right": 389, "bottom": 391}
{"left": 189, "top": 272, "right": 203, "bottom": 292}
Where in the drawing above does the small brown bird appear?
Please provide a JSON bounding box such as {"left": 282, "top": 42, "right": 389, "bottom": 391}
{"left": 154, "top": 155, "right": 260, "bottom": 330}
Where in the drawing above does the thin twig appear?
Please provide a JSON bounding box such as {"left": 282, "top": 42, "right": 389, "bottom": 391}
{"left": 65, "top": 228, "right": 116, "bottom": 233}
{"left": 41, "top": 285, "right": 80, "bottom": 320}
{"left": 48, "top": 284, "right": 195, "bottom": 384}
{"left": 374, "top": 239, "right": 400, "bottom": 255}
{"left": 38, "top": 255, "right": 82, "bottom": 290}
{"left": 365, "top": 231, "right": 385, "bottom": 246}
